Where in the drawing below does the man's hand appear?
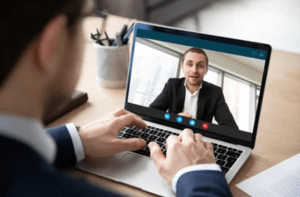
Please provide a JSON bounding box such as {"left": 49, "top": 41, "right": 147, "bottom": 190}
{"left": 149, "top": 129, "right": 215, "bottom": 187}
{"left": 178, "top": 112, "right": 192, "bottom": 118}
{"left": 78, "top": 108, "right": 147, "bottom": 159}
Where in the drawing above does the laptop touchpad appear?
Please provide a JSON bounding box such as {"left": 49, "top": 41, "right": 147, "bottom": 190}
{"left": 103, "top": 152, "right": 174, "bottom": 196}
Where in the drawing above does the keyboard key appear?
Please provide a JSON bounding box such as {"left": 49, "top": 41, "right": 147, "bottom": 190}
{"left": 211, "top": 142, "right": 217, "bottom": 146}
{"left": 172, "top": 133, "right": 179, "bottom": 136}
{"left": 148, "top": 135, "right": 158, "bottom": 141}
{"left": 216, "top": 160, "right": 226, "bottom": 166}
{"left": 225, "top": 151, "right": 241, "bottom": 158}
{"left": 165, "top": 134, "right": 171, "bottom": 138}
{"left": 163, "top": 150, "right": 166, "bottom": 155}
{"left": 164, "top": 130, "right": 172, "bottom": 134}
{"left": 140, "top": 133, "right": 150, "bottom": 139}
{"left": 217, "top": 154, "right": 228, "bottom": 161}
{"left": 156, "top": 133, "right": 166, "bottom": 138}
{"left": 144, "top": 146, "right": 150, "bottom": 151}
{"left": 121, "top": 127, "right": 127, "bottom": 131}
{"left": 155, "top": 128, "right": 160, "bottom": 131}
{"left": 216, "top": 148, "right": 226, "bottom": 154}
{"left": 218, "top": 145, "right": 228, "bottom": 149}
{"left": 157, "top": 138, "right": 166, "bottom": 143}
{"left": 227, "top": 147, "right": 237, "bottom": 152}
{"left": 237, "top": 150, "right": 243, "bottom": 154}
{"left": 122, "top": 133, "right": 132, "bottom": 138}
{"left": 126, "top": 129, "right": 134, "bottom": 133}
{"left": 214, "top": 152, "right": 219, "bottom": 157}
{"left": 157, "top": 142, "right": 164, "bottom": 148}
{"left": 221, "top": 166, "right": 229, "bottom": 174}
{"left": 118, "top": 132, "right": 124, "bottom": 137}
{"left": 133, "top": 131, "right": 142, "bottom": 136}
{"left": 149, "top": 130, "right": 158, "bottom": 135}
{"left": 131, "top": 134, "right": 140, "bottom": 138}
{"left": 225, "top": 157, "right": 237, "bottom": 168}
{"left": 140, "top": 128, "right": 148, "bottom": 132}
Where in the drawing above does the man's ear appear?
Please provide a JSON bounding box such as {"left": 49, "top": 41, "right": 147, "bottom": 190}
{"left": 36, "top": 15, "right": 68, "bottom": 76}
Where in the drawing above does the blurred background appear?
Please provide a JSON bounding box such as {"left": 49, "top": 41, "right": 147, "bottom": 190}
{"left": 96, "top": 0, "right": 300, "bottom": 54}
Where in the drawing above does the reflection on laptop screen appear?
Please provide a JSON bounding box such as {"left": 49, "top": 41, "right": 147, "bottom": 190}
{"left": 126, "top": 24, "right": 270, "bottom": 143}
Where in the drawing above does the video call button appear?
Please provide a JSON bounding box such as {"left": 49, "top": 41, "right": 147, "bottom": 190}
{"left": 189, "top": 119, "right": 196, "bottom": 126}
{"left": 202, "top": 123, "right": 209, "bottom": 130}
{"left": 176, "top": 116, "right": 183, "bottom": 123}
{"left": 164, "top": 113, "right": 170, "bottom": 120}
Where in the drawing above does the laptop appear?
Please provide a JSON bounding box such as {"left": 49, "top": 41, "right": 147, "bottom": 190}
{"left": 76, "top": 22, "right": 272, "bottom": 196}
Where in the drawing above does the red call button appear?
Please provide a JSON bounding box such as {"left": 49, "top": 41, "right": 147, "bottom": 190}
{"left": 202, "top": 123, "right": 209, "bottom": 130}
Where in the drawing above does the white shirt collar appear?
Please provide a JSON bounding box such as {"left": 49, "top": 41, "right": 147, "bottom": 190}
{"left": 184, "top": 79, "right": 203, "bottom": 95}
{"left": 0, "top": 113, "right": 57, "bottom": 163}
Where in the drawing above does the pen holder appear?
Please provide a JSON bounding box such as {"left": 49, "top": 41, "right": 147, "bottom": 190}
{"left": 93, "top": 43, "right": 129, "bottom": 88}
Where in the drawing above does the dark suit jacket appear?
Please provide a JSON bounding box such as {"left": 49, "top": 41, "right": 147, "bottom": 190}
{"left": 1, "top": 124, "right": 232, "bottom": 197}
{"left": 149, "top": 78, "right": 239, "bottom": 129}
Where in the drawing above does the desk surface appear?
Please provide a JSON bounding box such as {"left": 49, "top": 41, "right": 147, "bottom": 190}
{"left": 48, "top": 15, "right": 300, "bottom": 197}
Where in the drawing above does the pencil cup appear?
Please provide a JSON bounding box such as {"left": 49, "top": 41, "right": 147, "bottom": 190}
{"left": 93, "top": 43, "right": 129, "bottom": 88}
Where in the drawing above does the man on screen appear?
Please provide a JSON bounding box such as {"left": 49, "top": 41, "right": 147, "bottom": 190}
{"left": 149, "top": 48, "right": 239, "bottom": 129}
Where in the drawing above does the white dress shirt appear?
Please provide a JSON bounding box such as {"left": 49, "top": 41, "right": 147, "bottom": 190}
{"left": 182, "top": 80, "right": 203, "bottom": 118}
{"left": 0, "top": 113, "right": 84, "bottom": 163}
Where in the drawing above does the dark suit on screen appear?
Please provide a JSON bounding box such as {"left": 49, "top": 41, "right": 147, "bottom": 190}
{"left": 1, "top": 124, "right": 232, "bottom": 197}
{"left": 149, "top": 78, "right": 239, "bottom": 129}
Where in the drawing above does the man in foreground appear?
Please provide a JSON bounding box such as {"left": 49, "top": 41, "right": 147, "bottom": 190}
{"left": 0, "top": 0, "right": 232, "bottom": 196}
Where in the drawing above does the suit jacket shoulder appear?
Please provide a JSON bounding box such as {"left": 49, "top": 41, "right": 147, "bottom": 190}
{"left": 0, "top": 135, "right": 123, "bottom": 197}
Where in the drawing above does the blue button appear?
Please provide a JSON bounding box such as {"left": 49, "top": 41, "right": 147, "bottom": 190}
{"left": 176, "top": 116, "right": 183, "bottom": 123}
{"left": 189, "top": 119, "right": 196, "bottom": 126}
{"left": 164, "top": 113, "right": 170, "bottom": 120}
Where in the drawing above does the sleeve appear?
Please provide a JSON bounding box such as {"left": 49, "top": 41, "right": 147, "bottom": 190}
{"left": 47, "top": 125, "right": 78, "bottom": 168}
{"left": 172, "top": 164, "right": 221, "bottom": 193}
{"left": 175, "top": 168, "right": 232, "bottom": 197}
{"left": 149, "top": 81, "right": 170, "bottom": 111}
{"left": 214, "top": 91, "right": 239, "bottom": 130}
{"left": 65, "top": 123, "right": 85, "bottom": 162}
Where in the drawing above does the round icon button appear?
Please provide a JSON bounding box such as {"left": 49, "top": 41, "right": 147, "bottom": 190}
{"left": 252, "top": 51, "right": 257, "bottom": 56}
{"left": 164, "top": 113, "right": 170, "bottom": 120}
{"left": 176, "top": 116, "right": 183, "bottom": 123}
{"left": 189, "top": 120, "right": 196, "bottom": 126}
{"left": 259, "top": 52, "right": 264, "bottom": 58}
{"left": 202, "top": 123, "right": 209, "bottom": 130}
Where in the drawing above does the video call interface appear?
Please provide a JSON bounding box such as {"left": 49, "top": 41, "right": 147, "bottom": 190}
{"left": 127, "top": 28, "right": 268, "bottom": 142}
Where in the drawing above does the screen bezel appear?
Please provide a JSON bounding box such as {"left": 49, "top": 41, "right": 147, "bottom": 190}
{"left": 125, "top": 22, "right": 272, "bottom": 149}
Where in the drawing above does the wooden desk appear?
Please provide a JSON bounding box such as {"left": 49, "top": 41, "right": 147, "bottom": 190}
{"left": 48, "top": 15, "right": 300, "bottom": 196}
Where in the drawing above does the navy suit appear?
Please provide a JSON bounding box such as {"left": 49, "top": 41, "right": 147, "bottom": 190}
{"left": 1, "top": 125, "right": 232, "bottom": 197}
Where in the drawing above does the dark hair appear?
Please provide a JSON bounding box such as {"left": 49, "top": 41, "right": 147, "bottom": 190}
{"left": 0, "top": 0, "right": 85, "bottom": 87}
{"left": 181, "top": 48, "right": 209, "bottom": 67}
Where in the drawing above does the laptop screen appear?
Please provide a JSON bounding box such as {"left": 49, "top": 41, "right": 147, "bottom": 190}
{"left": 125, "top": 23, "right": 271, "bottom": 147}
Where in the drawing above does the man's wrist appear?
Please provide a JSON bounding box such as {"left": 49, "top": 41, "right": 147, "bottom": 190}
{"left": 65, "top": 123, "right": 85, "bottom": 162}
{"left": 172, "top": 164, "right": 221, "bottom": 193}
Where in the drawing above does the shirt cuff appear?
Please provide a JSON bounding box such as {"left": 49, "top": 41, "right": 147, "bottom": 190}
{"left": 172, "top": 164, "right": 221, "bottom": 193}
{"left": 65, "top": 123, "right": 85, "bottom": 162}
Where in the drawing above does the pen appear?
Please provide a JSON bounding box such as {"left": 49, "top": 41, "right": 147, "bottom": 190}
{"left": 104, "top": 31, "right": 112, "bottom": 46}
{"left": 115, "top": 32, "right": 123, "bottom": 46}
{"left": 122, "top": 23, "right": 135, "bottom": 45}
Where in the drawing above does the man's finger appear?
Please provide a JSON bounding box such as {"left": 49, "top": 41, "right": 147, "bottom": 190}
{"left": 114, "top": 114, "right": 147, "bottom": 132}
{"left": 113, "top": 108, "right": 143, "bottom": 120}
{"left": 115, "top": 138, "right": 146, "bottom": 152}
{"left": 149, "top": 142, "right": 165, "bottom": 171}
{"left": 180, "top": 129, "right": 194, "bottom": 144}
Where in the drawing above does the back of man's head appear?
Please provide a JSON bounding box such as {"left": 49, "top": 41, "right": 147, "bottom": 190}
{"left": 0, "top": 0, "right": 84, "bottom": 88}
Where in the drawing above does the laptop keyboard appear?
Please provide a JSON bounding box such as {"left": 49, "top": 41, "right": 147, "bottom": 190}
{"left": 118, "top": 125, "right": 243, "bottom": 174}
